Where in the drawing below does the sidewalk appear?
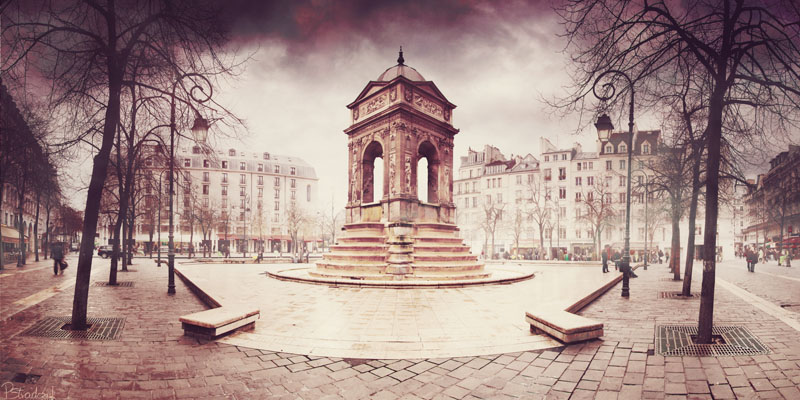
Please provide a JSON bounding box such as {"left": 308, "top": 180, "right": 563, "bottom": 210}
{"left": 0, "top": 258, "right": 798, "bottom": 399}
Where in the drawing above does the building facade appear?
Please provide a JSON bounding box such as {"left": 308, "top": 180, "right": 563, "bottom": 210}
{"left": 452, "top": 130, "right": 746, "bottom": 261}
{"left": 742, "top": 145, "right": 800, "bottom": 255}
{"left": 132, "top": 143, "right": 320, "bottom": 254}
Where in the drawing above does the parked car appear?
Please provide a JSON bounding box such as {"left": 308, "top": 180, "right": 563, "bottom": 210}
{"left": 97, "top": 245, "right": 114, "bottom": 258}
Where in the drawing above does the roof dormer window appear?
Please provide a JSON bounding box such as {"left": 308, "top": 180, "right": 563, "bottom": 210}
{"left": 228, "top": 149, "right": 236, "bottom": 157}
{"left": 642, "top": 143, "right": 650, "bottom": 154}
{"left": 605, "top": 144, "right": 614, "bottom": 154}
{"left": 619, "top": 143, "right": 627, "bottom": 153}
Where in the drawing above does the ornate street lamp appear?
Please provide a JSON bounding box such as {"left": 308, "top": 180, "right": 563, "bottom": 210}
{"left": 167, "top": 73, "right": 212, "bottom": 295}
{"left": 593, "top": 70, "right": 635, "bottom": 298}
{"left": 634, "top": 170, "right": 650, "bottom": 270}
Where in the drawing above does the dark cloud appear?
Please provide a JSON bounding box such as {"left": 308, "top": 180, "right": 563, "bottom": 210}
{"left": 219, "top": 0, "right": 555, "bottom": 50}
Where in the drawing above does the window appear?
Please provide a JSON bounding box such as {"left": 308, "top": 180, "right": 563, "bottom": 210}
{"left": 290, "top": 179, "right": 296, "bottom": 188}
{"left": 606, "top": 161, "right": 612, "bottom": 170}
{"left": 258, "top": 163, "right": 263, "bottom": 172}
{"left": 605, "top": 144, "right": 613, "bottom": 154}
{"left": 642, "top": 143, "right": 650, "bottom": 154}
{"left": 619, "top": 193, "right": 626, "bottom": 203}
{"left": 576, "top": 229, "right": 581, "bottom": 239}
{"left": 184, "top": 159, "right": 191, "bottom": 167}
{"left": 258, "top": 188, "right": 263, "bottom": 197}
{"left": 263, "top": 152, "right": 270, "bottom": 160}
{"left": 290, "top": 190, "right": 295, "bottom": 200}
{"left": 559, "top": 187, "right": 566, "bottom": 199}
{"left": 184, "top": 186, "right": 190, "bottom": 195}
{"left": 222, "top": 173, "right": 228, "bottom": 183}
{"left": 145, "top": 158, "right": 153, "bottom": 167}
{"left": 203, "top": 172, "right": 209, "bottom": 182}
{"left": 221, "top": 199, "right": 227, "bottom": 208}
{"left": 202, "top": 185, "right": 209, "bottom": 195}
{"left": 559, "top": 227, "right": 566, "bottom": 239}
{"left": 619, "top": 144, "right": 627, "bottom": 153}
{"left": 498, "top": 178, "right": 502, "bottom": 187}
{"left": 472, "top": 197, "right": 477, "bottom": 207}
{"left": 527, "top": 174, "right": 533, "bottom": 183}
{"left": 577, "top": 163, "right": 582, "bottom": 171}
{"left": 486, "top": 195, "right": 492, "bottom": 204}
{"left": 545, "top": 229, "right": 552, "bottom": 239}
{"left": 240, "top": 162, "right": 246, "bottom": 171}
{"left": 240, "top": 174, "right": 246, "bottom": 184}
{"left": 604, "top": 193, "right": 611, "bottom": 204}
{"left": 562, "top": 154, "right": 567, "bottom": 160}
{"left": 472, "top": 182, "right": 477, "bottom": 192}
{"left": 486, "top": 179, "right": 490, "bottom": 188}
{"left": 239, "top": 212, "right": 245, "bottom": 221}
{"left": 273, "top": 213, "right": 280, "bottom": 223}
{"left": 307, "top": 185, "right": 311, "bottom": 202}
{"left": 620, "top": 176, "right": 626, "bottom": 187}
{"left": 496, "top": 193, "right": 502, "bottom": 203}
{"left": 605, "top": 176, "right": 612, "bottom": 187}
{"left": 274, "top": 165, "right": 280, "bottom": 174}
{"left": 558, "top": 168, "right": 566, "bottom": 180}
{"left": 192, "top": 146, "right": 201, "bottom": 154}
{"left": 588, "top": 162, "right": 593, "bottom": 170}
{"left": 639, "top": 160, "right": 645, "bottom": 169}
{"left": 465, "top": 198, "right": 469, "bottom": 208}
{"left": 274, "top": 177, "right": 280, "bottom": 187}
{"left": 257, "top": 200, "right": 262, "bottom": 209}
{"left": 229, "top": 149, "right": 236, "bottom": 156}
{"left": 222, "top": 161, "right": 228, "bottom": 169}
{"left": 576, "top": 177, "right": 582, "bottom": 186}
{"left": 240, "top": 187, "right": 245, "bottom": 196}
{"left": 457, "top": 183, "right": 462, "bottom": 194}
{"left": 258, "top": 176, "right": 264, "bottom": 185}
{"left": 544, "top": 169, "right": 552, "bottom": 181}
{"left": 203, "top": 198, "right": 209, "bottom": 207}
{"left": 240, "top": 198, "right": 245, "bottom": 208}
{"left": 274, "top": 189, "right": 280, "bottom": 199}
{"left": 575, "top": 192, "right": 581, "bottom": 202}
{"left": 544, "top": 155, "right": 549, "bottom": 162}
{"left": 290, "top": 167, "right": 296, "bottom": 176}
{"left": 619, "top": 160, "right": 626, "bottom": 170}
{"left": 587, "top": 176, "right": 594, "bottom": 186}
{"left": 203, "top": 159, "right": 210, "bottom": 168}
{"left": 274, "top": 202, "right": 280, "bottom": 211}
{"left": 516, "top": 175, "right": 522, "bottom": 184}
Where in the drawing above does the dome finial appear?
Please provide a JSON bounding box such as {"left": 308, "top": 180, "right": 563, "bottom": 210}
{"left": 397, "top": 46, "right": 405, "bottom": 65}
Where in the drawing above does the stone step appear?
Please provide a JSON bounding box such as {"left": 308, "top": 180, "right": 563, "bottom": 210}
{"left": 337, "top": 236, "right": 385, "bottom": 243}
{"left": 411, "top": 263, "right": 485, "bottom": 272}
{"left": 414, "top": 223, "right": 460, "bottom": 232}
{"left": 323, "top": 253, "right": 387, "bottom": 262}
{"left": 329, "top": 244, "right": 388, "bottom": 252}
{"left": 316, "top": 261, "right": 387, "bottom": 271}
{"left": 343, "top": 222, "right": 386, "bottom": 230}
{"left": 413, "top": 237, "right": 464, "bottom": 244}
{"left": 308, "top": 270, "right": 491, "bottom": 281}
{"left": 413, "top": 245, "right": 472, "bottom": 252}
{"left": 413, "top": 254, "right": 478, "bottom": 262}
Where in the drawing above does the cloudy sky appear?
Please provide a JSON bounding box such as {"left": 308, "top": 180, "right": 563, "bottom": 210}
{"left": 205, "top": 0, "right": 616, "bottom": 211}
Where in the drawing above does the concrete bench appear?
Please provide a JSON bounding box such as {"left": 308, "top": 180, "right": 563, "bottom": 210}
{"left": 179, "top": 307, "right": 260, "bottom": 340}
{"left": 525, "top": 309, "right": 603, "bottom": 344}
{"left": 155, "top": 259, "right": 169, "bottom": 267}
{"left": 222, "top": 259, "right": 246, "bottom": 264}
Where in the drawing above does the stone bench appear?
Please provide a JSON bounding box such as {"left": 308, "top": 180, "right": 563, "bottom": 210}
{"left": 179, "top": 307, "right": 260, "bottom": 340}
{"left": 525, "top": 309, "right": 603, "bottom": 344}
{"left": 155, "top": 259, "right": 169, "bottom": 267}
{"left": 223, "top": 259, "right": 246, "bottom": 264}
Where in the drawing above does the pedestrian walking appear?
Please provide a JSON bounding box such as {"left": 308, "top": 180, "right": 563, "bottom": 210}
{"left": 748, "top": 248, "right": 758, "bottom": 272}
{"left": 51, "top": 243, "right": 65, "bottom": 275}
{"left": 601, "top": 246, "right": 609, "bottom": 273}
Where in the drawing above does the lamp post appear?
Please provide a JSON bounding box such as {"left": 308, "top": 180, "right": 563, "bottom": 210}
{"left": 167, "top": 73, "right": 212, "bottom": 295}
{"left": 634, "top": 170, "right": 650, "bottom": 270}
{"left": 593, "top": 70, "right": 635, "bottom": 298}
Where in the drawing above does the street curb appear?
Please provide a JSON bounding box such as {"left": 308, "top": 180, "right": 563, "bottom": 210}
{"left": 174, "top": 267, "right": 221, "bottom": 309}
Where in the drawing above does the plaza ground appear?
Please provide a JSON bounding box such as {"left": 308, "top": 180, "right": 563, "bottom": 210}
{"left": 0, "top": 255, "right": 798, "bottom": 399}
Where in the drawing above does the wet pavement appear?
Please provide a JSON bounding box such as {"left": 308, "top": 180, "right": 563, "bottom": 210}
{"left": 0, "top": 256, "right": 797, "bottom": 399}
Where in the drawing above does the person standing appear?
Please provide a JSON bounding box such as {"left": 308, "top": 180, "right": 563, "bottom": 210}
{"left": 601, "top": 246, "right": 609, "bottom": 273}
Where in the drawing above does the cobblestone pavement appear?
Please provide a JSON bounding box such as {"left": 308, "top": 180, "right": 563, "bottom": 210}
{"left": 1, "top": 257, "right": 798, "bottom": 399}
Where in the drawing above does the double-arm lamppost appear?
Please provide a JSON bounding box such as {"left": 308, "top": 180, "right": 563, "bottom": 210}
{"left": 593, "top": 70, "right": 635, "bottom": 298}
{"left": 167, "top": 73, "right": 212, "bottom": 295}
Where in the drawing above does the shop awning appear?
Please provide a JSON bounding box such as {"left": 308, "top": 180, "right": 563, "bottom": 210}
{"left": 1, "top": 225, "right": 25, "bottom": 243}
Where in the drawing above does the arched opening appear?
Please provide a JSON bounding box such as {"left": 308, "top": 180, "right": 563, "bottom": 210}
{"left": 362, "top": 141, "right": 384, "bottom": 203}
{"left": 417, "top": 157, "right": 429, "bottom": 201}
{"left": 417, "top": 141, "right": 439, "bottom": 203}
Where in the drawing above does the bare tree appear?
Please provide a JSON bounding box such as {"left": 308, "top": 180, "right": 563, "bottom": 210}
{"left": 558, "top": 0, "right": 800, "bottom": 343}
{"left": 286, "top": 201, "right": 308, "bottom": 261}
{"left": 578, "top": 173, "right": 618, "bottom": 258}
{"left": 524, "top": 175, "right": 552, "bottom": 257}
{"left": 2, "top": 0, "right": 243, "bottom": 329}
{"left": 481, "top": 200, "right": 504, "bottom": 259}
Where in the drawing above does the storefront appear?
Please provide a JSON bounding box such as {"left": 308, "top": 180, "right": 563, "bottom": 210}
{"left": 1, "top": 225, "right": 24, "bottom": 262}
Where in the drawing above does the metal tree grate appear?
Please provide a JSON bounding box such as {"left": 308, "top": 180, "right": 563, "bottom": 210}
{"left": 93, "top": 281, "right": 134, "bottom": 287}
{"left": 11, "top": 373, "right": 41, "bottom": 384}
{"left": 20, "top": 317, "right": 125, "bottom": 340}
{"left": 656, "top": 325, "right": 769, "bottom": 356}
{"left": 659, "top": 291, "right": 698, "bottom": 299}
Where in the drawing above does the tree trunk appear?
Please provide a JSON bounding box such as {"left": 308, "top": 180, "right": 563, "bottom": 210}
{"left": 17, "top": 179, "right": 27, "bottom": 267}
{"left": 34, "top": 192, "right": 41, "bottom": 262}
{"left": 71, "top": 61, "right": 123, "bottom": 330}
{"left": 0, "top": 181, "right": 4, "bottom": 269}
{"left": 697, "top": 86, "right": 725, "bottom": 344}
{"left": 670, "top": 205, "right": 681, "bottom": 280}
{"left": 683, "top": 155, "right": 702, "bottom": 295}
{"left": 44, "top": 200, "right": 51, "bottom": 259}
{"left": 539, "top": 225, "right": 545, "bottom": 258}
{"left": 110, "top": 214, "right": 122, "bottom": 285}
